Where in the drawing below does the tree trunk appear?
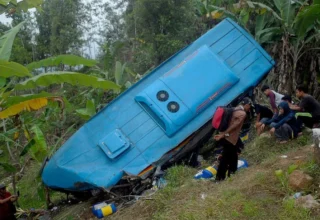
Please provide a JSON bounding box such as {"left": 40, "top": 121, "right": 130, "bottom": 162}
{"left": 309, "top": 55, "right": 320, "bottom": 98}
{"left": 278, "top": 36, "right": 291, "bottom": 94}
{"left": 291, "top": 59, "right": 297, "bottom": 94}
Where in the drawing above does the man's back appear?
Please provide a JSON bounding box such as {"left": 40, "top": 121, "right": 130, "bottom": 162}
{"left": 225, "top": 107, "right": 246, "bottom": 145}
{"left": 300, "top": 94, "right": 320, "bottom": 117}
{"left": 271, "top": 90, "right": 284, "bottom": 106}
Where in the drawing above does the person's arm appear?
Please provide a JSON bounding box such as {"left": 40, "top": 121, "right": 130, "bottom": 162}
{"left": 224, "top": 112, "right": 246, "bottom": 134}
{"left": 270, "top": 112, "right": 295, "bottom": 129}
{"left": 256, "top": 113, "right": 261, "bottom": 124}
{"left": 289, "top": 103, "right": 302, "bottom": 111}
{"left": 263, "top": 116, "right": 276, "bottom": 125}
{"left": 269, "top": 92, "right": 278, "bottom": 114}
{"left": 255, "top": 105, "right": 261, "bottom": 123}
{"left": 10, "top": 195, "right": 17, "bottom": 202}
{"left": 214, "top": 111, "right": 246, "bottom": 141}
{"left": 0, "top": 196, "right": 13, "bottom": 204}
{"left": 292, "top": 96, "right": 309, "bottom": 112}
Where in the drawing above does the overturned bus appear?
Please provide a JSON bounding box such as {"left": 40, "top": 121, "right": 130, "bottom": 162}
{"left": 42, "top": 18, "right": 275, "bottom": 193}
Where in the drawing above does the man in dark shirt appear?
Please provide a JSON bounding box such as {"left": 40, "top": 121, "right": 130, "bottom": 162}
{"left": 289, "top": 85, "right": 320, "bottom": 128}
{"left": 253, "top": 103, "right": 273, "bottom": 135}
{"left": 0, "top": 184, "right": 17, "bottom": 220}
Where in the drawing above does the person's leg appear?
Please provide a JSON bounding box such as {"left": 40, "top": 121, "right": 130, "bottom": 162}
{"left": 228, "top": 139, "right": 240, "bottom": 176}
{"left": 275, "top": 123, "right": 293, "bottom": 142}
{"left": 216, "top": 139, "right": 231, "bottom": 180}
{"left": 312, "top": 115, "right": 320, "bottom": 128}
{"left": 296, "top": 112, "right": 313, "bottom": 128}
{"left": 256, "top": 118, "right": 270, "bottom": 135}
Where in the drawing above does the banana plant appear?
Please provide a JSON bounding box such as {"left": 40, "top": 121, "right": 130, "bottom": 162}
{"left": 251, "top": 0, "right": 320, "bottom": 92}
{"left": 91, "top": 60, "right": 139, "bottom": 91}
{"left": 0, "top": 21, "right": 121, "bottom": 195}
{"left": 76, "top": 99, "right": 96, "bottom": 120}
{"left": 204, "top": 0, "right": 320, "bottom": 93}
{"left": 0, "top": 22, "right": 120, "bottom": 116}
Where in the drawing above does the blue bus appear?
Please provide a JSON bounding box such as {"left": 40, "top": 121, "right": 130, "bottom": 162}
{"left": 42, "top": 18, "right": 275, "bottom": 193}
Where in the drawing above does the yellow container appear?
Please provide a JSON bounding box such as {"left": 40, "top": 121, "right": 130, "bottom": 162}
{"left": 92, "top": 202, "right": 117, "bottom": 218}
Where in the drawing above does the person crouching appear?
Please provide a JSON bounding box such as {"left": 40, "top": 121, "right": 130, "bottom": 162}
{"left": 260, "top": 102, "right": 299, "bottom": 143}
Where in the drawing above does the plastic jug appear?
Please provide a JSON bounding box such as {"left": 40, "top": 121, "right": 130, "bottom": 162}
{"left": 194, "top": 165, "right": 218, "bottom": 179}
{"left": 92, "top": 202, "right": 117, "bottom": 218}
{"left": 237, "top": 159, "right": 248, "bottom": 169}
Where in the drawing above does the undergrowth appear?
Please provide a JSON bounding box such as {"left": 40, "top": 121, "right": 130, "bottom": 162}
{"left": 110, "top": 131, "right": 319, "bottom": 220}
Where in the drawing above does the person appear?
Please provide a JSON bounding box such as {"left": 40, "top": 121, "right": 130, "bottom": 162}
{"left": 289, "top": 85, "right": 320, "bottom": 128}
{"left": 214, "top": 103, "right": 246, "bottom": 180}
{"left": 249, "top": 101, "right": 274, "bottom": 136}
{"left": 261, "top": 102, "right": 299, "bottom": 143}
{"left": 0, "top": 184, "right": 17, "bottom": 220}
{"left": 261, "top": 85, "right": 284, "bottom": 115}
{"left": 281, "top": 95, "right": 293, "bottom": 104}
{"left": 282, "top": 95, "right": 302, "bottom": 134}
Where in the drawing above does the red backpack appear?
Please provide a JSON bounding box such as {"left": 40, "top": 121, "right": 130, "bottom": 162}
{"left": 212, "top": 107, "right": 235, "bottom": 132}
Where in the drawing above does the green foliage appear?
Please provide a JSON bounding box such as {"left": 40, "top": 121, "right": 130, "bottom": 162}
{"left": 115, "top": 61, "right": 125, "bottom": 85}
{"left": 9, "top": 12, "right": 35, "bottom": 65}
{"left": 256, "top": 27, "right": 282, "bottom": 44}
{"left": 0, "top": 21, "right": 25, "bottom": 61}
{"left": 243, "top": 132, "right": 312, "bottom": 164}
{"left": 34, "top": 0, "right": 86, "bottom": 57}
{"left": 19, "top": 139, "right": 36, "bottom": 157}
{"left": 17, "top": 163, "right": 49, "bottom": 209}
{"left": 27, "top": 55, "right": 98, "bottom": 71}
{"left": 126, "top": 0, "right": 203, "bottom": 66}
{"left": 0, "top": 60, "right": 31, "bottom": 78}
{"left": 247, "top": 1, "right": 282, "bottom": 21}
{"left": 287, "top": 164, "right": 298, "bottom": 174}
{"left": 76, "top": 99, "right": 96, "bottom": 120}
{"left": 294, "top": 4, "right": 320, "bottom": 39}
{"left": 301, "top": 160, "right": 320, "bottom": 179}
{"left": 0, "top": 77, "right": 6, "bottom": 88}
{"left": 274, "top": 0, "right": 294, "bottom": 26}
{"left": 14, "top": 72, "right": 121, "bottom": 91}
{"left": 4, "top": 91, "right": 55, "bottom": 107}
{"left": 165, "top": 165, "right": 195, "bottom": 188}
{"left": 0, "top": 162, "right": 16, "bottom": 172}
{"left": 275, "top": 164, "right": 299, "bottom": 194}
{"left": 30, "top": 125, "right": 48, "bottom": 162}
{"left": 279, "top": 199, "right": 311, "bottom": 219}
{"left": 49, "top": 123, "right": 75, "bottom": 157}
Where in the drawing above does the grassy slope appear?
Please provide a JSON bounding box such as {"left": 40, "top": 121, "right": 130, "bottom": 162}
{"left": 107, "top": 132, "right": 320, "bottom": 220}
{"left": 3, "top": 131, "right": 319, "bottom": 219}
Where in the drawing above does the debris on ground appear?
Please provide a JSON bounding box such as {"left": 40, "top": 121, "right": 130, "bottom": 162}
{"left": 194, "top": 159, "right": 248, "bottom": 180}
{"left": 194, "top": 166, "right": 217, "bottom": 179}
{"left": 200, "top": 193, "right": 207, "bottom": 200}
{"left": 16, "top": 208, "right": 50, "bottom": 219}
{"left": 152, "top": 177, "right": 167, "bottom": 190}
{"left": 237, "top": 159, "right": 248, "bottom": 169}
{"left": 295, "top": 194, "right": 320, "bottom": 209}
{"left": 289, "top": 170, "right": 313, "bottom": 191}
{"left": 293, "top": 192, "right": 303, "bottom": 199}
{"left": 92, "top": 202, "right": 117, "bottom": 218}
